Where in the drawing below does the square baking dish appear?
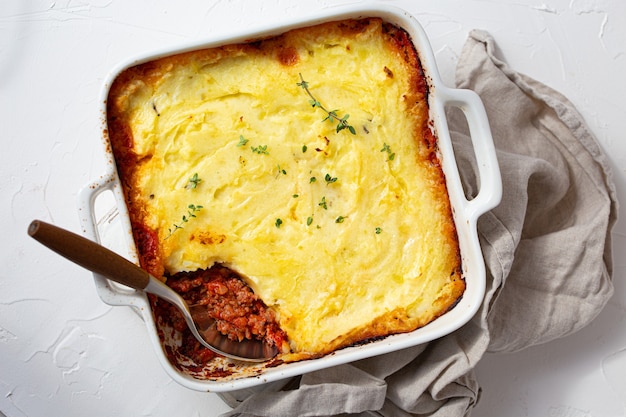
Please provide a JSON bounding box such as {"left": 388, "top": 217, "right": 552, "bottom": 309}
{"left": 78, "top": 3, "right": 501, "bottom": 392}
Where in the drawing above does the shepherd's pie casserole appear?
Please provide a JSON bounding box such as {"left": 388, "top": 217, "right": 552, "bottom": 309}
{"left": 106, "top": 17, "right": 464, "bottom": 366}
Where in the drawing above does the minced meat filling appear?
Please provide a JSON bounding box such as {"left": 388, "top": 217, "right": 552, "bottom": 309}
{"left": 160, "top": 265, "right": 286, "bottom": 362}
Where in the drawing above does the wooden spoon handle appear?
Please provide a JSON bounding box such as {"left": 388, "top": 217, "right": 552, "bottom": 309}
{"left": 28, "top": 219, "right": 150, "bottom": 290}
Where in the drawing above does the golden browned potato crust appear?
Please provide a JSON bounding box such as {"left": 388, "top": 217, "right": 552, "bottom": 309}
{"left": 106, "top": 18, "right": 463, "bottom": 364}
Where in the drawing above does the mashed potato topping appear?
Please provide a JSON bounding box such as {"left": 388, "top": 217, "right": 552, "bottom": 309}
{"left": 107, "top": 18, "right": 464, "bottom": 359}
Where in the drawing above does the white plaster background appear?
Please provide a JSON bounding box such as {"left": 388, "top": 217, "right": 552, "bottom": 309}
{"left": 1, "top": 1, "right": 624, "bottom": 416}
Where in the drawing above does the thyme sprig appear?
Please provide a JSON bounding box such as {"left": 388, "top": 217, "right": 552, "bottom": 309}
{"left": 297, "top": 73, "right": 356, "bottom": 135}
{"left": 166, "top": 204, "right": 204, "bottom": 238}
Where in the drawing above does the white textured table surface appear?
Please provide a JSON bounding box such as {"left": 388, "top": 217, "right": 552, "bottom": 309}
{"left": 1, "top": 1, "right": 625, "bottom": 416}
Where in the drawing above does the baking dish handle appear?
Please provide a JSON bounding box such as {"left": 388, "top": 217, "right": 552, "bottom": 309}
{"left": 437, "top": 87, "right": 502, "bottom": 221}
{"left": 77, "top": 170, "right": 145, "bottom": 307}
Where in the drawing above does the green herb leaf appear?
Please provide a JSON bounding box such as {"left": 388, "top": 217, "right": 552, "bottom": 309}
{"left": 185, "top": 173, "right": 202, "bottom": 190}
{"left": 307, "top": 216, "right": 313, "bottom": 226}
{"left": 297, "top": 78, "right": 309, "bottom": 90}
{"left": 381, "top": 143, "right": 395, "bottom": 161}
{"left": 277, "top": 164, "right": 287, "bottom": 176}
{"left": 324, "top": 173, "right": 337, "bottom": 184}
{"left": 318, "top": 196, "right": 328, "bottom": 210}
{"left": 237, "top": 135, "right": 249, "bottom": 147}
{"left": 335, "top": 216, "right": 346, "bottom": 223}
{"left": 275, "top": 218, "right": 283, "bottom": 228}
{"left": 167, "top": 224, "right": 183, "bottom": 236}
{"left": 251, "top": 144, "right": 269, "bottom": 155}
{"left": 375, "top": 227, "right": 382, "bottom": 234}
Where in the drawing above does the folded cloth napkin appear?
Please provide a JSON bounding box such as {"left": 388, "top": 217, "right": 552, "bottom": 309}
{"left": 218, "top": 30, "right": 618, "bottom": 417}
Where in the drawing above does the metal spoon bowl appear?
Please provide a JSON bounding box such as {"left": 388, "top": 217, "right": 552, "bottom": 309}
{"left": 27, "top": 220, "right": 278, "bottom": 362}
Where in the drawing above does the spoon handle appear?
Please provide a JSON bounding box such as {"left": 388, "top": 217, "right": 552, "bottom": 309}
{"left": 28, "top": 220, "right": 150, "bottom": 290}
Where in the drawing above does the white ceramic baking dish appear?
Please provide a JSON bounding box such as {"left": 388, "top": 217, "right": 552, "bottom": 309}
{"left": 78, "top": 3, "right": 501, "bottom": 392}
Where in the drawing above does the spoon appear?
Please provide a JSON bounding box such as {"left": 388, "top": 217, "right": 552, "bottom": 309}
{"left": 27, "top": 219, "right": 278, "bottom": 362}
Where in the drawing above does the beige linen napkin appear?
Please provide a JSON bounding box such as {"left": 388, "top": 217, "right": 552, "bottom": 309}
{"left": 219, "top": 30, "right": 618, "bottom": 417}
